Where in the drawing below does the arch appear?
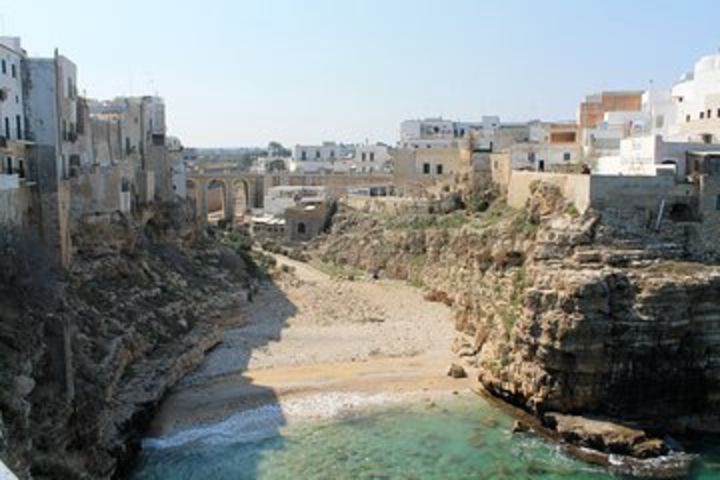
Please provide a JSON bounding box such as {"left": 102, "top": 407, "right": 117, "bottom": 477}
{"left": 232, "top": 178, "right": 251, "bottom": 221}
{"left": 206, "top": 178, "right": 231, "bottom": 225}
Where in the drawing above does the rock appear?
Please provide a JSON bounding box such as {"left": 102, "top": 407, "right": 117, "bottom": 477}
{"left": 13, "top": 376, "right": 35, "bottom": 398}
{"left": 512, "top": 420, "right": 530, "bottom": 433}
{"left": 447, "top": 363, "right": 467, "bottom": 378}
{"left": 544, "top": 413, "right": 655, "bottom": 456}
{"left": 632, "top": 438, "right": 668, "bottom": 459}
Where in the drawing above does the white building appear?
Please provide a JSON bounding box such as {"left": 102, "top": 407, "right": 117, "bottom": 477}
{"left": 399, "top": 116, "right": 500, "bottom": 150}
{"left": 290, "top": 142, "right": 354, "bottom": 173}
{"left": 0, "top": 37, "right": 27, "bottom": 187}
{"left": 595, "top": 135, "right": 720, "bottom": 177}
{"left": 333, "top": 143, "right": 391, "bottom": 174}
{"left": 508, "top": 121, "right": 581, "bottom": 171}
{"left": 666, "top": 52, "right": 720, "bottom": 143}
{"left": 593, "top": 52, "right": 720, "bottom": 177}
{"left": 25, "top": 51, "right": 81, "bottom": 181}
{"left": 581, "top": 110, "right": 647, "bottom": 159}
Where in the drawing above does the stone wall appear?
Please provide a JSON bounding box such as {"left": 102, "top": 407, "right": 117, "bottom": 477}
{"left": 286, "top": 202, "right": 330, "bottom": 242}
{"left": 69, "top": 168, "right": 131, "bottom": 225}
{"left": 507, "top": 171, "right": 591, "bottom": 212}
{"left": 0, "top": 186, "right": 33, "bottom": 227}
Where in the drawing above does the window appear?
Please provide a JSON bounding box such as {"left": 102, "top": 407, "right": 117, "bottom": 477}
{"left": 422, "top": 163, "right": 430, "bottom": 174}
{"left": 717, "top": 108, "right": 720, "bottom": 119}
{"left": 330, "top": 150, "right": 335, "bottom": 158}
{"left": 702, "top": 133, "right": 713, "bottom": 144}
{"left": 297, "top": 222, "right": 306, "bottom": 234}
{"left": 15, "top": 115, "right": 21, "bottom": 140}
{"left": 1, "top": 60, "right": 5, "bottom": 74}
{"left": 4, "top": 117, "right": 9, "bottom": 139}
{"left": 563, "top": 152, "right": 571, "bottom": 161}
{"left": 361, "top": 152, "right": 366, "bottom": 161}
{"left": 315, "top": 150, "right": 320, "bottom": 159}
{"left": 11, "top": 64, "right": 16, "bottom": 78}
{"left": 700, "top": 111, "right": 705, "bottom": 120}
{"left": 716, "top": 195, "right": 720, "bottom": 211}
{"left": 5, "top": 157, "right": 11, "bottom": 174}
{"left": 686, "top": 114, "right": 691, "bottom": 123}
{"left": 436, "top": 164, "right": 443, "bottom": 175}
{"left": 369, "top": 152, "right": 375, "bottom": 162}
{"left": 301, "top": 151, "right": 307, "bottom": 161}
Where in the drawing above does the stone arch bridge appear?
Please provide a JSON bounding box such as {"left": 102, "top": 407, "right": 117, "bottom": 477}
{"left": 186, "top": 169, "right": 395, "bottom": 226}
{"left": 186, "top": 171, "right": 264, "bottom": 226}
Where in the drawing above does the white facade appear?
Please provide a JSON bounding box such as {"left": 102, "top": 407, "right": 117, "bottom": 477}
{"left": 25, "top": 53, "right": 80, "bottom": 180}
{"left": 595, "top": 134, "right": 720, "bottom": 177}
{"left": 667, "top": 52, "right": 720, "bottom": 143}
{"left": 290, "top": 142, "right": 354, "bottom": 173}
{"left": 334, "top": 143, "right": 391, "bottom": 174}
{"left": 399, "top": 116, "right": 499, "bottom": 150}
{"left": 0, "top": 37, "right": 25, "bottom": 142}
{"left": 582, "top": 110, "right": 647, "bottom": 158}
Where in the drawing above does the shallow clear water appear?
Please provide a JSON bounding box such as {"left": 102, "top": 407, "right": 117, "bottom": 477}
{"left": 132, "top": 394, "right": 720, "bottom": 480}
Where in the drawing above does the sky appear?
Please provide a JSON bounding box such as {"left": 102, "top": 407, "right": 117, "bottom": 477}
{"left": 3, "top": 0, "right": 720, "bottom": 147}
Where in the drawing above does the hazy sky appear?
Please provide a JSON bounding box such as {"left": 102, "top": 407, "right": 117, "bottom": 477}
{"left": 3, "top": 1, "right": 720, "bottom": 147}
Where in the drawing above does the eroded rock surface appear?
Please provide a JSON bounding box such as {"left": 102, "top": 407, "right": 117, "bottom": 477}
{"left": 0, "top": 204, "right": 255, "bottom": 479}
{"left": 315, "top": 182, "right": 720, "bottom": 440}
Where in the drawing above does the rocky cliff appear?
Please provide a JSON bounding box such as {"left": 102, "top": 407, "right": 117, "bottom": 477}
{"left": 0, "top": 203, "right": 256, "bottom": 479}
{"left": 315, "top": 182, "right": 720, "bottom": 436}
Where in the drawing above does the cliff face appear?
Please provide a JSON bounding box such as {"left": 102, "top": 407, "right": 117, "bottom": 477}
{"left": 316, "top": 184, "right": 720, "bottom": 432}
{"left": 0, "top": 203, "right": 255, "bottom": 479}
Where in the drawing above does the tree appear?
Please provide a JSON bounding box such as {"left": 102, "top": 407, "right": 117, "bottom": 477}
{"left": 267, "top": 141, "right": 291, "bottom": 158}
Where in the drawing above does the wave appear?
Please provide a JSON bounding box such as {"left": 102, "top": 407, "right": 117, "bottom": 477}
{"left": 143, "top": 391, "right": 412, "bottom": 450}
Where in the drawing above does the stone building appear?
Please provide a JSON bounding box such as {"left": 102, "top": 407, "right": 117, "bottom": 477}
{"left": 507, "top": 121, "right": 582, "bottom": 172}
{"left": 285, "top": 199, "right": 331, "bottom": 243}
{"left": 22, "top": 50, "right": 84, "bottom": 267}
{"left": 0, "top": 37, "right": 29, "bottom": 185}
{"left": 290, "top": 142, "right": 354, "bottom": 173}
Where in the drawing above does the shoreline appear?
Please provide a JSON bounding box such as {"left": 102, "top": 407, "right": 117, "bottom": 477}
{"left": 149, "top": 353, "right": 472, "bottom": 438}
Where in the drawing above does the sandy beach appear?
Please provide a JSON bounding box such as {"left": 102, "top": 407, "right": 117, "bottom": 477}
{"left": 148, "top": 254, "right": 469, "bottom": 437}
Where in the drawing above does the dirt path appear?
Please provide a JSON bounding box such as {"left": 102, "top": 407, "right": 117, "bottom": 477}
{"left": 150, "top": 254, "right": 466, "bottom": 436}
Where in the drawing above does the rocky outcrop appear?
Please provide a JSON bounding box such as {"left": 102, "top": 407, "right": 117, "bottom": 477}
{"left": 0, "top": 203, "right": 256, "bottom": 479}
{"left": 315, "top": 183, "right": 720, "bottom": 441}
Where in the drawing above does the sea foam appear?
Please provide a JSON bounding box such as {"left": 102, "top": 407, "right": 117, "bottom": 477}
{"left": 143, "top": 391, "right": 410, "bottom": 450}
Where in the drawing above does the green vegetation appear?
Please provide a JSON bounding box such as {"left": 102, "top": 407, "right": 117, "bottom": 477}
{"left": 311, "top": 257, "right": 364, "bottom": 280}
{"left": 220, "top": 231, "right": 276, "bottom": 277}
{"left": 386, "top": 211, "right": 469, "bottom": 231}
{"left": 494, "top": 268, "right": 531, "bottom": 338}
{"left": 508, "top": 211, "right": 540, "bottom": 239}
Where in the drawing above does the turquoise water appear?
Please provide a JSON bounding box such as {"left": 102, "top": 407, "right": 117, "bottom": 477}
{"left": 132, "top": 394, "right": 720, "bottom": 479}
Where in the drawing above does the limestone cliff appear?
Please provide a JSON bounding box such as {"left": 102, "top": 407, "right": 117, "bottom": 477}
{"left": 315, "top": 182, "right": 720, "bottom": 435}
{"left": 0, "top": 203, "right": 256, "bottom": 479}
